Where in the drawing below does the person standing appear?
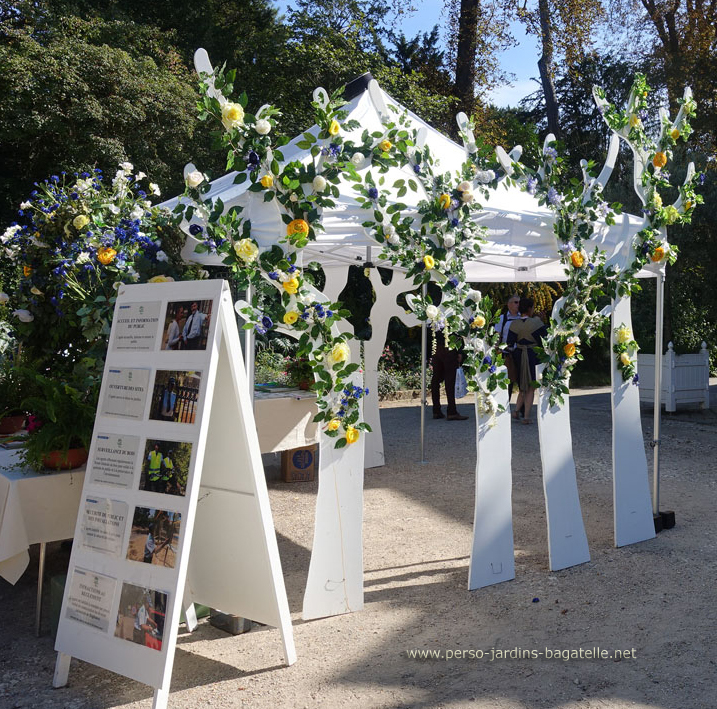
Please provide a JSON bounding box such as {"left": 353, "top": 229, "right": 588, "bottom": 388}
{"left": 495, "top": 294, "right": 521, "bottom": 401}
{"left": 165, "top": 306, "right": 184, "bottom": 350}
{"left": 182, "top": 301, "right": 208, "bottom": 350}
{"left": 159, "top": 377, "right": 177, "bottom": 421}
{"left": 507, "top": 297, "right": 547, "bottom": 425}
{"left": 431, "top": 330, "right": 468, "bottom": 421}
{"left": 146, "top": 443, "right": 164, "bottom": 492}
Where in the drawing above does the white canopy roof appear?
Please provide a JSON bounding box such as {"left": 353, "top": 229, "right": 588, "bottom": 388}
{"left": 164, "top": 77, "right": 660, "bottom": 283}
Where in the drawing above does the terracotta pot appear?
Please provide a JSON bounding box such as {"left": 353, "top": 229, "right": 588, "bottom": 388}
{"left": 298, "top": 380, "right": 311, "bottom": 390}
{"left": 42, "top": 447, "right": 89, "bottom": 470}
{"left": 0, "top": 415, "right": 26, "bottom": 435}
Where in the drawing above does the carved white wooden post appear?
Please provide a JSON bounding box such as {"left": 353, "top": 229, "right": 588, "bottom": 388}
{"left": 536, "top": 364, "right": 591, "bottom": 570}
{"left": 610, "top": 297, "right": 655, "bottom": 546}
{"left": 468, "top": 383, "right": 515, "bottom": 588}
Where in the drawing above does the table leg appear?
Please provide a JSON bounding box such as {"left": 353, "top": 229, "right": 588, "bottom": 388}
{"left": 35, "top": 541, "right": 46, "bottom": 637}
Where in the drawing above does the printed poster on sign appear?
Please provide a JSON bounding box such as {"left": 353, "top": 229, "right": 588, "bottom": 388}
{"left": 65, "top": 567, "right": 117, "bottom": 633}
{"left": 126, "top": 507, "right": 181, "bottom": 569}
{"left": 79, "top": 498, "right": 129, "bottom": 557}
{"left": 149, "top": 370, "right": 202, "bottom": 424}
{"left": 100, "top": 368, "right": 151, "bottom": 420}
{"left": 112, "top": 301, "right": 162, "bottom": 352}
{"left": 114, "top": 583, "right": 168, "bottom": 652}
{"left": 139, "top": 439, "right": 192, "bottom": 497}
{"left": 161, "top": 299, "right": 213, "bottom": 351}
{"left": 88, "top": 433, "right": 140, "bottom": 489}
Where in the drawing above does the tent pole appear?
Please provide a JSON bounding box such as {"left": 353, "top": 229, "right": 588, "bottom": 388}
{"left": 652, "top": 272, "right": 665, "bottom": 517}
{"left": 420, "top": 282, "right": 427, "bottom": 463}
{"left": 245, "top": 283, "right": 255, "bottom": 406}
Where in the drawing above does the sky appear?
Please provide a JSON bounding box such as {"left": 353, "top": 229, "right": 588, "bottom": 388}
{"left": 273, "top": 1, "right": 541, "bottom": 108}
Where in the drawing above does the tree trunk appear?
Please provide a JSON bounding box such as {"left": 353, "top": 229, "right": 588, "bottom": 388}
{"left": 537, "top": 0, "right": 560, "bottom": 137}
{"left": 454, "top": 0, "right": 479, "bottom": 118}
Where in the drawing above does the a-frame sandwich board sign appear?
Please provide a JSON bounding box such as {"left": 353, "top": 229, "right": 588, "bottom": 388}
{"left": 53, "top": 279, "right": 295, "bottom": 708}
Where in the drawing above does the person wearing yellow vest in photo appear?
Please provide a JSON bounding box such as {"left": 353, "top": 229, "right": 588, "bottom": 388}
{"left": 147, "top": 443, "right": 164, "bottom": 493}
{"left": 162, "top": 450, "right": 175, "bottom": 494}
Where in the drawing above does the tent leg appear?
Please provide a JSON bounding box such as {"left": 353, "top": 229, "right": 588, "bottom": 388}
{"left": 652, "top": 273, "right": 674, "bottom": 531}
{"left": 420, "top": 283, "right": 427, "bottom": 463}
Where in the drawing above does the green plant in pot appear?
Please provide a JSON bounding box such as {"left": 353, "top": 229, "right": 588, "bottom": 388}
{"left": 20, "top": 371, "right": 97, "bottom": 471}
{"left": 0, "top": 360, "right": 30, "bottom": 434}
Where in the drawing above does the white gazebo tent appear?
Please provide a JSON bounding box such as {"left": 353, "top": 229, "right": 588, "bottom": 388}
{"left": 164, "top": 54, "right": 668, "bottom": 620}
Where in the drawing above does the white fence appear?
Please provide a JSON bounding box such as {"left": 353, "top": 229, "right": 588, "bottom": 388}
{"left": 638, "top": 341, "right": 710, "bottom": 411}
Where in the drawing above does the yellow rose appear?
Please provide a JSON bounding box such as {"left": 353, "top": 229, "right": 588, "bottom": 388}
{"left": 221, "top": 101, "right": 245, "bottom": 131}
{"left": 629, "top": 114, "right": 641, "bottom": 128}
{"left": 438, "top": 193, "right": 451, "bottom": 210}
{"left": 684, "top": 200, "right": 693, "bottom": 211}
{"left": 327, "top": 419, "right": 340, "bottom": 432}
{"left": 260, "top": 174, "right": 274, "bottom": 189}
{"left": 234, "top": 238, "right": 259, "bottom": 263}
{"left": 345, "top": 426, "right": 360, "bottom": 444}
{"left": 282, "top": 277, "right": 299, "bottom": 294}
{"left": 652, "top": 192, "right": 663, "bottom": 209}
{"left": 328, "top": 120, "right": 340, "bottom": 136}
{"left": 97, "top": 247, "right": 117, "bottom": 265}
{"left": 616, "top": 326, "right": 632, "bottom": 344}
{"left": 287, "top": 219, "right": 310, "bottom": 239}
{"left": 471, "top": 314, "right": 486, "bottom": 328}
{"left": 423, "top": 254, "right": 435, "bottom": 270}
{"left": 329, "top": 342, "right": 350, "bottom": 364}
{"left": 73, "top": 214, "right": 90, "bottom": 229}
{"left": 283, "top": 311, "right": 299, "bottom": 325}
{"left": 148, "top": 275, "right": 175, "bottom": 283}
{"left": 670, "top": 128, "right": 680, "bottom": 141}
{"left": 23, "top": 265, "right": 32, "bottom": 277}
{"left": 570, "top": 251, "right": 584, "bottom": 268}
{"left": 652, "top": 152, "right": 667, "bottom": 168}
{"left": 378, "top": 139, "right": 392, "bottom": 152}
{"left": 564, "top": 342, "right": 576, "bottom": 358}
{"left": 651, "top": 246, "right": 666, "bottom": 262}
{"left": 620, "top": 352, "right": 631, "bottom": 366}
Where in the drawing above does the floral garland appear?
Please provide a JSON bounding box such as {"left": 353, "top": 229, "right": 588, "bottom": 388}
{"left": 505, "top": 74, "right": 703, "bottom": 405}
{"left": 348, "top": 105, "right": 510, "bottom": 419}
{"left": 174, "top": 68, "right": 370, "bottom": 448}
{"left": 613, "top": 323, "right": 639, "bottom": 383}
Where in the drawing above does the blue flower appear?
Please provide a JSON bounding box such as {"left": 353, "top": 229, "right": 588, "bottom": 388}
{"left": 268, "top": 271, "right": 279, "bottom": 280}
{"left": 189, "top": 224, "right": 203, "bottom": 236}
{"left": 489, "top": 365, "right": 496, "bottom": 373}
{"left": 413, "top": 164, "right": 421, "bottom": 174}
{"left": 70, "top": 192, "right": 79, "bottom": 200}
{"left": 526, "top": 176, "right": 538, "bottom": 195}
{"left": 449, "top": 276, "right": 459, "bottom": 287}
{"left": 699, "top": 173, "right": 706, "bottom": 185}
{"left": 262, "top": 315, "right": 273, "bottom": 330}
{"left": 482, "top": 355, "right": 492, "bottom": 365}
{"left": 51, "top": 175, "right": 59, "bottom": 182}
{"left": 450, "top": 218, "right": 459, "bottom": 227}
{"left": 255, "top": 325, "right": 266, "bottom": 335}
{"left": 326, "top": 310, "right": 334, "bottom": 317}
{"left": 547, "top": 187, "right": 562, "bottom": 207}
{"left": 81, "top": 172, "right": 91, "bottom": 178}
{"left": 367, "top": 187, "right": 379, "bottom": 200}
{"left": 632, "top": 373, "right": 639, "bottom": 385}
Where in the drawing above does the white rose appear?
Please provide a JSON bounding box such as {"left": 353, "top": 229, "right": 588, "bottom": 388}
{"left": 13, "top": 309, "right": 34, "bottom": 323}
{"left": 2, "top": 225, "right": 21, "bottom": 243}
{"left": 387, "top": 233, "right": 400, "bottom": 246}
{"left": 289, "top": 193, "right": 298, "bottom": 202}
{"left": 20, "top": 201, "right": 31, "bottom": 210}
{"left": 443, "top": 235, "right": 455, "bottom": 248}
{"left": 108, "top": 204, "right": 120, "bottom": 215}
{"left": 254, "top": 118, "right": 271, "bottom": 135}
{"left": 312, "top": 175, "right": 327, "bottom": 192}
{"left": 461, "top": 190, "right": 474, "bottom": 203}
{"left": 351, "top": 153, "right": 366, "bottom": 168}
{"left": 0, "top": 292, "right": 9, "bottom": 303}
{"left": 425, "top": 305, "right": 439, "bottom": 320}
{"left": 185, "top": 171, "right": 205, "bottom": 188}
{"left": 129, "top": 206, "right": 144, "bottom": 221}
{"left": 457, "top": 181, "right": 472, "bottom": 192}
{"left": 135, "top": 171, "right": 146, "bottom": 180}
{"left": 119, "top": 161, "right": 134, "bottom": 173}
{"left": 149, "top": 183, "right": 161, "bottom": 196}
{"left": 156, "top": 250, "right": 168, "bottom": 262}
{"left": 476, "top": 170, "right": 496, "bottom": 184}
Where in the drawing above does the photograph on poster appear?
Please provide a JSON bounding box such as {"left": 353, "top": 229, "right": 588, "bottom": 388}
{"left": 114, "top": 582, "right": 168, "bottom": 652}
{"left": 126, "top": 507, "right": 181, "bottom": 569}
{"left": 149, "top": 370, "right": 202, "bottom": 424}
{"left": 161, "top": 299, "right": 213, "bottom": 351}
{"left": 139, "top": 439, "right": 191, "bottom": 496}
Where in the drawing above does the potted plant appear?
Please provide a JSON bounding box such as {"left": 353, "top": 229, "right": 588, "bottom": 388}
{"left": 0, "top": 360, "right": 29, "bottom": 434}
{"left": 286, "top": 356, "right": 314, "bottom": 390}
{"left": 20, "top": 372, "right": 97, "bottom": 471}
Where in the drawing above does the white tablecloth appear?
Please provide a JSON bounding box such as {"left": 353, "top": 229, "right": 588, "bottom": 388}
{"left": 0, "top": 449, "right": 85, "bottom": 584}
{"left": 253, "top": 391, "right": 319, "bottom": 454}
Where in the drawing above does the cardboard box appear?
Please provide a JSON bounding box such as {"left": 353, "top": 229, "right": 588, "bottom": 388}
{"left": 281, "top": 445, "right": 317, "bottom": 482}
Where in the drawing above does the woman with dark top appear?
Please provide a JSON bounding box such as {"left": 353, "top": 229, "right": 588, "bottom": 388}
{"left": 507, "top": 297, "right": 547, "bottom": 425}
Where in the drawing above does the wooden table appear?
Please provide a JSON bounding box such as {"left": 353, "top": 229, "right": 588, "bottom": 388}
{"left": 0, "top": 449, "right": 85, "bottom": 634}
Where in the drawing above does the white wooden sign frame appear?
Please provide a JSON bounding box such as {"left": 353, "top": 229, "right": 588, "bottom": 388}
{"left": 54, "top": 280, "right": 295, "bottom": 708}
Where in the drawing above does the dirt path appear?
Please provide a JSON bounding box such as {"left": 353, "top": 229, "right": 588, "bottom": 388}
{"left": 1, "top": 386, "right": 715, "bottom": 708}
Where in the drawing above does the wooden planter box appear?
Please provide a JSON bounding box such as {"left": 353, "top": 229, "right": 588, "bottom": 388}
{"left": 638, "top": 342, "right": 710, "bottom": 411}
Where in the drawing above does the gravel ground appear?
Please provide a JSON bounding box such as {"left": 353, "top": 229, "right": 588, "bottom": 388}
{"left": 1, "top": 384, "right": 716, "bottom": 709}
